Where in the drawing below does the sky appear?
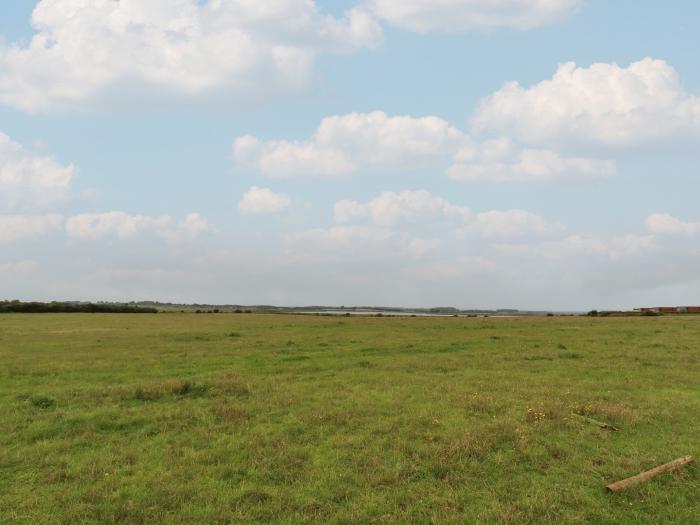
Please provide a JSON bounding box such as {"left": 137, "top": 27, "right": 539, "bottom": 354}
{"left": 1, "top": 0, "right": 699, "bottom": 310}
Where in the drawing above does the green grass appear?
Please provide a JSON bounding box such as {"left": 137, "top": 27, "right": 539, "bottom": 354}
{"left": 1, "top": 313, "right": 698, "bottom": 524}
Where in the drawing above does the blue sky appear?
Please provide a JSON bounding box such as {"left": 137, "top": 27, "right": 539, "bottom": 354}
{"left": 1, "top": 0, "right": 699, "bottom": 309}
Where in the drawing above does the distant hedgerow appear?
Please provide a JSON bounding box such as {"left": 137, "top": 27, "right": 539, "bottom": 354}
{"left": 0, "top": 300, "right": 156, "bottom": 314}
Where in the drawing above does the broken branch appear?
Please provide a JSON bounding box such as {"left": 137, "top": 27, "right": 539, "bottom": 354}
{"left": 571, "top": 413, "right": 619, "bottom": 432}
{"left": 606, "top": 456, "right": 693, "bottom": 492}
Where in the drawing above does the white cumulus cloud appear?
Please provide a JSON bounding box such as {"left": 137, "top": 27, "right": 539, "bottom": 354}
{"left": 65, "top": 211, "right": 209, "bottom": 241}
{"left": 473, "top": 58, "right": 700, "bottom": 146}
{"left": 0, "top": 0, "right": 382, "bottom": 112}
{"left": 334, "top": 190, "right": 470, "bottom": 226}
{"left": 367, "top": 0, "right": 582, "bottom": 32}
{"left": 65, "top": 212, "right": 171, "bottom": 240}
{"left": 0, "top": 133, "right": 75, "bottom": 208}
{"left": 234, "top": 111, "right": 467, "bottom": 178}
{"left": 158, "top": 213, "right": 212, "bottom": 242}
{"left": 238, "top": 187, "right": 291, "bottom": 214}
{"left": 448, "top": 148, "right": 615, "bottom": 182}
{"left": 235, "top": 111, "right": 614, "bottom": 183}
{"left": 330, "top": 190, "right": 564, "bottom": 245}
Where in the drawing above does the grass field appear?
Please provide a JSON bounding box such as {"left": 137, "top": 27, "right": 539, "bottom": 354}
{"left": 1, "top": 313, "right": 698, "bottom": 524}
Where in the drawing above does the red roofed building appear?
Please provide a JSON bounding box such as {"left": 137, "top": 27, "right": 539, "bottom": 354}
{"left": 638, "top": 306, "right": 700, "bottom": 314}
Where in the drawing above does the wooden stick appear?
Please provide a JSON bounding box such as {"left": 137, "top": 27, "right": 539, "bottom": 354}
{"left": 571, "top": 413, "right": 619, "bottom": 432}
{"left": 606, "top": 456, "right": 693, "bottom": 492}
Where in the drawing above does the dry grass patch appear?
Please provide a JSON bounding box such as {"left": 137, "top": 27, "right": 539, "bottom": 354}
{"left": 210, "top": 400, "right": 251, "bottom": 423}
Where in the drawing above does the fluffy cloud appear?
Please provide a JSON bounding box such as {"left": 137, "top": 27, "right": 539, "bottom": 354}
{"left": 66, "top": 212, "right": 171, "bottom": 240}
{"left": 448, "top": 147, "right": 615, "bottom": 182}
{"left": 645, "top": 213, "right": 700, "bottom": 236}
{"left": 235, "top": 111, "right": 613, "bottom": 183}
{"left": 473, "top": 58, "right": 700, "bottom": 146}
{"left": 334, "top": 190, "right": 470, "bottom": 226}
{"left": 286, "top": 190, "right": 468, "bottom": 260}
{"left": 333, "top": 190, "right": 561, "bottom": 240}
{"left": 0, "top": 211, "right": 209, "bottom": 243}
{"left": 474, "top": 209, "right": 564, "bottom": 238}
{"left": 0, "top": 214, "right": 64, "bottom": 243}
{"left": 309, "top": 189, "right": 565, "bottom": 268}
{"left": 0, "top": 0, "right": 382, "bottom": 112}
{"left": 157, "top": 213, "right": 211, "bottom": 242}
{"left": 367, "top": 0, "right": 582, "bottom": 32}
{"left": 239, "top": 187, "right": 291, "bottom": 215}
{"left": 65, "top": 211, "right": 209, "bottom": 241}
{"left": 234, "top": 111, "right": 467, "bottom": 178}
{"left": 0, "top": 133, "right": 74, "bottom": 208}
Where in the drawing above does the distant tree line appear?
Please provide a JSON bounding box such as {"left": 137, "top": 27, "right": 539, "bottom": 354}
{"left": 586, "top": 309, "right": 661, "bottom": 317}
{"left": 0, "top": 301, "right": 158, "bottom": 314}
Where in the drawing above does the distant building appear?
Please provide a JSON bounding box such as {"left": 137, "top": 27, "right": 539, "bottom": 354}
{"left": 638, "top": 306, "right": 700, "bottom": 314}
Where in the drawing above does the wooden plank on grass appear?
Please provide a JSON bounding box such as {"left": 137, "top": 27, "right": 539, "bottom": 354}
{"left": 571, "top": 413, "right": 619, "bottom": 432}
{"left": 606, "top": 456, "right": 693, "bottom": 492}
